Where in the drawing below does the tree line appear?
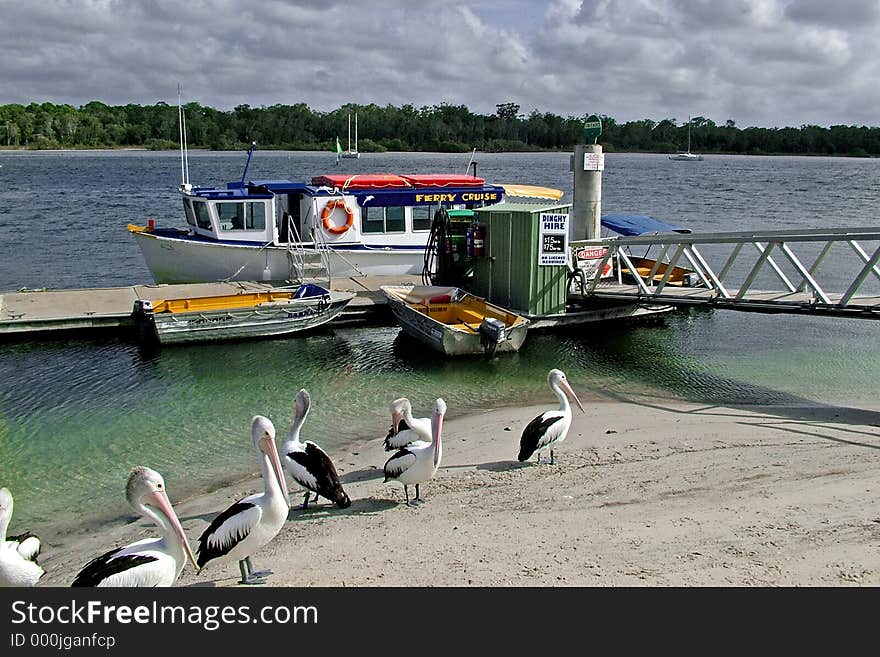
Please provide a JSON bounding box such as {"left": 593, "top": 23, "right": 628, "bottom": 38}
{"left": 2, "top": 100, "right": 879, "bottom": 156}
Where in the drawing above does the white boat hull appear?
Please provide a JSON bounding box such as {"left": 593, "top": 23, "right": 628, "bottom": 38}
{"left": 132, "top": 231, "right": 425, "bottom": 283}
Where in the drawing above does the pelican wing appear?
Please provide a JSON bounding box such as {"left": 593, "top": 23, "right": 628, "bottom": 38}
{"left": 518, "top": 411, "right": 566, "bottom": 461}
{"left": 71, "top": 546, "right": 158, "bottom": 587}
{"left": 383, "top": 418, "right": 410, "bottom": 450}
{"left": 383, "top": 447, "right": 418, "bottom": 481}
{"left": 287, "top": 442, "right": 346, "bottom": 499}
{"left": 384, "top": 427, "right": 421, "bottom": 451}
{"left": 8, "top": 532, "right": 41, "bottom": 562}
{"left": 284, "top": 449, "right": 318, "bottom": 491}
{"left": 384, "top": 416, "right": 431, "bottom": 451}
{"left": 196, "top": 501, "right": 260, "bottom": 568}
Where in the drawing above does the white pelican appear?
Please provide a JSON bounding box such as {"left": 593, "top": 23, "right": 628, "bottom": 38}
{"left": 383, "top": 397, "right": 431, "bottom": 451}
{"left": 518, "top": 369, "right": 585, "bottom": 465}
{"left": 71, "top": 467, "right": 198, "bottom": 587}
{"left": 0, "top": 488, "right": 44, "bottom": 587}
{"left": 282, "top": 389, "right": 351, "bottom": 510}
{"left": 196, "top": 415, "right": 290, "bottom": 585}
{"left": 384, "top": 398, "right": 446, "bottom": 505}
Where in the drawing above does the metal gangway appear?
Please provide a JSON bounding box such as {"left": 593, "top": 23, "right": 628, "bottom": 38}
{"left": 569, "top": 227, "right": 880, "bottom": 319}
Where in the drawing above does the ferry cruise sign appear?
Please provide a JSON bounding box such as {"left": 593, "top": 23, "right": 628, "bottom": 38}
{"left": 538, "top": 212, "right": 569, "bottom": 266}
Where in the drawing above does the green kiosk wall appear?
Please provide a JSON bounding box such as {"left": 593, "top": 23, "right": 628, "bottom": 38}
{"left": 470, "top": 202, "right": 572, "bottom": 316}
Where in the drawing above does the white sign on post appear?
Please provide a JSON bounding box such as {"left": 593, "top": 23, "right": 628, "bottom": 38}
{"left": 538, "top": 212, "right": 569, "bottom": 266}
{"left": 574, "top": 245, "right": 613, "bottom": 279}
{"left": 583, "top": 152, "right": 605, "bottom": 171}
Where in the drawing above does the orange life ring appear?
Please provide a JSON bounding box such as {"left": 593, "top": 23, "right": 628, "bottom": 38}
{"left": 321, "top": 199, "right": 354, "bottom": 235}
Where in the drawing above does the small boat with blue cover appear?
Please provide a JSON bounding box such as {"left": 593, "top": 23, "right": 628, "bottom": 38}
{"left": 133, "top": 283, "right": 353, "bottom": 346}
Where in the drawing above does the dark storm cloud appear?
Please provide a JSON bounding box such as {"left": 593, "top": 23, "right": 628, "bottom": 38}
{"left": 1, "top": 0, "right": 879, "bottom": 128}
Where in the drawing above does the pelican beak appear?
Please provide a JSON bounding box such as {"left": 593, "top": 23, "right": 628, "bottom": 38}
{"left": 150, "top": 490, "right": 200, "bottom": 574}
{"left": 561, "top": 379, "right": 585, "bottom": 414}
{"left": 262, "top": 436, "right": 290, "bottom": 507}
{"left": 391, "top": 409, "right": 402, "bottom": 434}
{"left": 432, "top": 413, "right": 443, "bottom": 467}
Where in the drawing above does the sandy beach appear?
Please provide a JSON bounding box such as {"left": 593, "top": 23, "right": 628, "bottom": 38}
{"left": 37, "top": 395, "right": 880, "bottom": 587}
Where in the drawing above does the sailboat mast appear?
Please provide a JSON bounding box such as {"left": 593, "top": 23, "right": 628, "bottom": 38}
{"left": 354, "top": 112, "right": 358, "bottom": 151}
{"left": 348, "top": 113, "right": 352, "bottom": 151}
{"left": 687, "top": 116, "right": 692, "bottom": 154}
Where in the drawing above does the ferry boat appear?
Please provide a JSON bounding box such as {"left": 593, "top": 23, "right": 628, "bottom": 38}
{"left": 128, "top": 171, "right": 507, "bottom": 284}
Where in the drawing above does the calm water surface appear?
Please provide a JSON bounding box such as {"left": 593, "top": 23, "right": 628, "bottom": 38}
{"left": 0, "top": 150, "right": 877, "bottom": 536}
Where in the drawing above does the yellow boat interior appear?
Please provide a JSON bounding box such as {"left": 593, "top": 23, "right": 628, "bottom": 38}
{"left": 414, "top": 296, "right": 526, "bottom": 333}
{"left": 149, "top": 291, "right": 296, "bottom": 314}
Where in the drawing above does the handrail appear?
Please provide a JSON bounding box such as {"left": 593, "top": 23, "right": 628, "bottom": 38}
{"left": 570, "top": 227, "right": 880, "bottom": 316}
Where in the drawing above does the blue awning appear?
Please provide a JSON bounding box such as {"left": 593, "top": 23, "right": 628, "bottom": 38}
{"left": 601, "top": 214, "right": 691, "bottom": 236}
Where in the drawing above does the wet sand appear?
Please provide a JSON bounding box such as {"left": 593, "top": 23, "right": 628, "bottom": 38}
{"left": 38, "top": 396, "right": 880, "bottom": 587}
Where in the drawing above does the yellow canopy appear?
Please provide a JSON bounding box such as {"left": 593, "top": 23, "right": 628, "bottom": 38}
{"left": 497, "top": 184, "right": 564, "bottom": 200}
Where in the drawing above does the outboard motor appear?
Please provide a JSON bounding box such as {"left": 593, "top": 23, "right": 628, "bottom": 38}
{"left": 132, "top": 299, "right": 159, "bottom": 346}
{"left": 478, "top": 317, "right": 507, "bottom": 358}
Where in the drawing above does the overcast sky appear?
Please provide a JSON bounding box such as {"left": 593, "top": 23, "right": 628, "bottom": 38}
{"left": 2, "top": 0, "right": 879, "bottom": 128}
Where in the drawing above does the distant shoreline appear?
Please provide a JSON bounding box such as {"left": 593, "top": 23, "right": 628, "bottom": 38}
{"left": 0, "top": 146, "right": 876, "bottom": 158}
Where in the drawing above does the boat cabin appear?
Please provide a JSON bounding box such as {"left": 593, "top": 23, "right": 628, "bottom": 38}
{"left": 180, "top": 174, "right": 505, "bottom": 247}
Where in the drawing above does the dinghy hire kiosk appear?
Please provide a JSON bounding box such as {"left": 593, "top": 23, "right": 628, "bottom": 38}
{"left": 425, "top": 114, "right": 676, "bottom": 328}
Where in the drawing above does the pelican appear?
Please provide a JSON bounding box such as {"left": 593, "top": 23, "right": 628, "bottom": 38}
{"left": 384, "top": 398, "right": 446, "bottom": 506}
{"left": 0, "top": 488, "right": 44, "bottom": 587}
{"left": 282, "top": 389, "right": 351, "bottom": 510}
{"left": 518, "top": 369, "right": 585, "bottom": 465}
{"left": 383, "top": 397, "right": 431, "bottom": 451}
{"left": 196, "top": 415, "right": 290, "bottom": 585}
{"left": 71, "top": 467, "right": 198, "bottom": 587}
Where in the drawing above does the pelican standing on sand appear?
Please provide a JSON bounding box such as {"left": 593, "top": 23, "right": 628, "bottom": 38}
{"left": 282, "top": 389, "right": 351, "bottom": 510}
{"left": 384, "top": 398, "right": 446, "bottom": 505}
{"left": 196, "top": 415, "right": 290, "bottom": 585}
{"left": 518, "top": 369, "right": 585, "bottom": 465}
{"left": 0, "top": 488, "right": 44, "bottom": 587}
{"left": 384, "top": 397, "right": 432, "bottom": 451}
{"left": 71, "top": 467, "right": 198, "bottom": 587}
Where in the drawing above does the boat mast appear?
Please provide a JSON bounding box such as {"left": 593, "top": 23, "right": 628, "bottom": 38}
{"left": 177, "top": 84, "right": 190, "bottom": 188}
{"left": 240, "top": 141, "right": 257, "bottom": 185}
{"left": 348, "top": 113, "right": 352, "bottom": 152}
{"left": 354, "top": 112, "right": 358, "bottom": 152}
{"left": 687, "top": 116, "right": 692, "bottom": 154}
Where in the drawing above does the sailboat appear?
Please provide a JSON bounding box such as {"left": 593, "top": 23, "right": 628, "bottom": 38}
{"left": 669, "top": 117, "right": 703, "bottom": 161}
{"left": 340, "top": 112, "right": 360, "bottom": 159}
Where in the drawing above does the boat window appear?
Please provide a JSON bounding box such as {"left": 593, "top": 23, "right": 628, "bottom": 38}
{"left": 411, "top": 205, "right": 434, "bottom": 231}
{"left": 362, "top": 206, "right": 384, "bottom": 234}
{"left": 386, "top": 206, "right": 405, "bottom": 232}
{"left": 183, "top": 198, "right": 198, "bottom": 228}
{"left": 216, "top": 202, "right": 266, "bottom": 231}
{"left": 192, "top": 200, "right": 213, "bottom": 230}
{"left": 362, "top": 206, "right": 407, "bottom": 234}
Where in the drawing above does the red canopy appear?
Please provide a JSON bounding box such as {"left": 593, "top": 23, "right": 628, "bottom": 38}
{"left": 311, "top": 173, "right": 486, "bottom": 189}
{"left": 401, "top": 174, "right": 485, "bottom": 187}
{"left": 311, "top": 174, "right": 411, "bottom": 189}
